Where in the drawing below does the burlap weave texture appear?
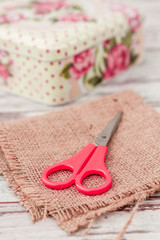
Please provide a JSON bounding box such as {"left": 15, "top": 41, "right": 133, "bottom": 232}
{"left": 0, "top": 90, "right": 160, "bottom": 233}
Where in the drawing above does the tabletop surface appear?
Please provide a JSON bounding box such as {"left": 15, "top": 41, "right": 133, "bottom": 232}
{"left": 0, "top": 0, "right": 160, "bottom": 239}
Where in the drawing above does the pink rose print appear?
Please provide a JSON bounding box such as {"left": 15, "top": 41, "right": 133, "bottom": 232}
{"left": 0, "top": 13, "right": 25, "bottom": 24}
{"left": 3, "top": 6, "right": 16, "bottom": 11}
{"left": 33, "top": 1, "right": 69, "bottom": 14}
{"left": 69, "top": 49, "right": 95, "bottom": 80}
{"left": 109, "top": 3, "right": 140, "bottom": 32}
{"left": 104, "top": 44, "right": 130, "bottom": 80}
{"left": 0, "top": 64, "right": 9, "bottom": 80}
{"left": 0, "top": 15, "right": 8, "bottom": 24}
{"left": 9, "top": 59, "right": 14, "bottom": 65}
{"left": 103, "top": 39, "right": 110, "bottom": 48}
{"left": 0, "top": 50, "right": 8, "bottom": 58}
{"left": 58, "top": 13, "right": 91, "bottom": 22}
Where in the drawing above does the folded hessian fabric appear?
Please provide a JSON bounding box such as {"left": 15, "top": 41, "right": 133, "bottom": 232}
{"left": 0, "top": 90, "right": 160, "bottom": 233}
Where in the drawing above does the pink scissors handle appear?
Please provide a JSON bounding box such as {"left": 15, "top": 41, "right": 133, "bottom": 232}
{"left": 41, "top": 144, "right": 112, "bottom": 195}
{"left": 41, "top": 143, "right": 96, "bottom": 189}
{"left": 75, "top": 145, "right": 112, "bottom": 195}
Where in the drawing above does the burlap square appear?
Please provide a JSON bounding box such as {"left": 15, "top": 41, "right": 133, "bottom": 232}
{"left": 0, "top": 90, "right": 160, "bottom": 233}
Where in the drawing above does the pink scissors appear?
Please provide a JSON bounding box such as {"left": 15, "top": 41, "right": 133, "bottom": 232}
{"left": 41, "top": 112, "right": 122, "bottom": 195}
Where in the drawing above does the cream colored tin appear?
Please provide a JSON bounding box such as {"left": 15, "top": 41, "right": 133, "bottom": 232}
{"left": 0, "top": 0, "right": 143, "bottom": 105}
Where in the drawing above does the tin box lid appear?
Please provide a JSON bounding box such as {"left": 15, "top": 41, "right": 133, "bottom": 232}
{"left": 0, "top": 0, "right": 141, "bottom": 62}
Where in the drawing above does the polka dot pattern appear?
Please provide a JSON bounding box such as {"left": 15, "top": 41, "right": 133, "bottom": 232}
{"left": 0, "top": 1, "right": 141, "bottom": 105}
{"left": 7, "top": 53, "right": 68, "bottom": 105}
{"left": 0, "top": 1, "right": 130, "bottom": 63}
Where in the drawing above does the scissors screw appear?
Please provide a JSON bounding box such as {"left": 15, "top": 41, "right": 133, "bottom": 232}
{"left": 102, "top": 135, "right": 107, "bottom": 138}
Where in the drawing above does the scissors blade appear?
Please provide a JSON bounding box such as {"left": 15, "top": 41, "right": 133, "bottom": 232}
{"left": 94, "top": 112, "right": 123, "bottom": 146}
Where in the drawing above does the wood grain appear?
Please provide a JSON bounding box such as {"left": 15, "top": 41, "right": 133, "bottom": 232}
{"left": 0, "top": 0, "right": 160, "bottom": 239}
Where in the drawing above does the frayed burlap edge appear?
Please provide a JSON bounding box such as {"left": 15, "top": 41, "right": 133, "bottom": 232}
{"left": 0, "top": 130, "right": 48, "bottom": 223}
{"left": 58, "top": 184, "right": 160, "bottom": 233}
{"left": 0, "top": 125, "right": 160, "bottom": 233}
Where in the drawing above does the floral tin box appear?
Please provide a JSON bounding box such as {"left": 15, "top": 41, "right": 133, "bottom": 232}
{"left": 0, "top": 0, "right": 143, "bottom": 105}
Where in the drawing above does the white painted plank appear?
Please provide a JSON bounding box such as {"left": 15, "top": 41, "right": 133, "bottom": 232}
{"left": 0, "top": 205, "right": 160, "bottom": 240}
{"left": 0, "top": 176, "right": 20, "bottom": 202}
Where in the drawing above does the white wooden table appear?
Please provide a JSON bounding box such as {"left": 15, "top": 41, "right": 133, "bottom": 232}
{"left": 0, "top": 0, "right": 160, "bottom": 239}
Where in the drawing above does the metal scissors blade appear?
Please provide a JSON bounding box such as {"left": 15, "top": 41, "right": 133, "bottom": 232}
{"left": 94, "top": 112, "right": 123, "bottom": 146}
